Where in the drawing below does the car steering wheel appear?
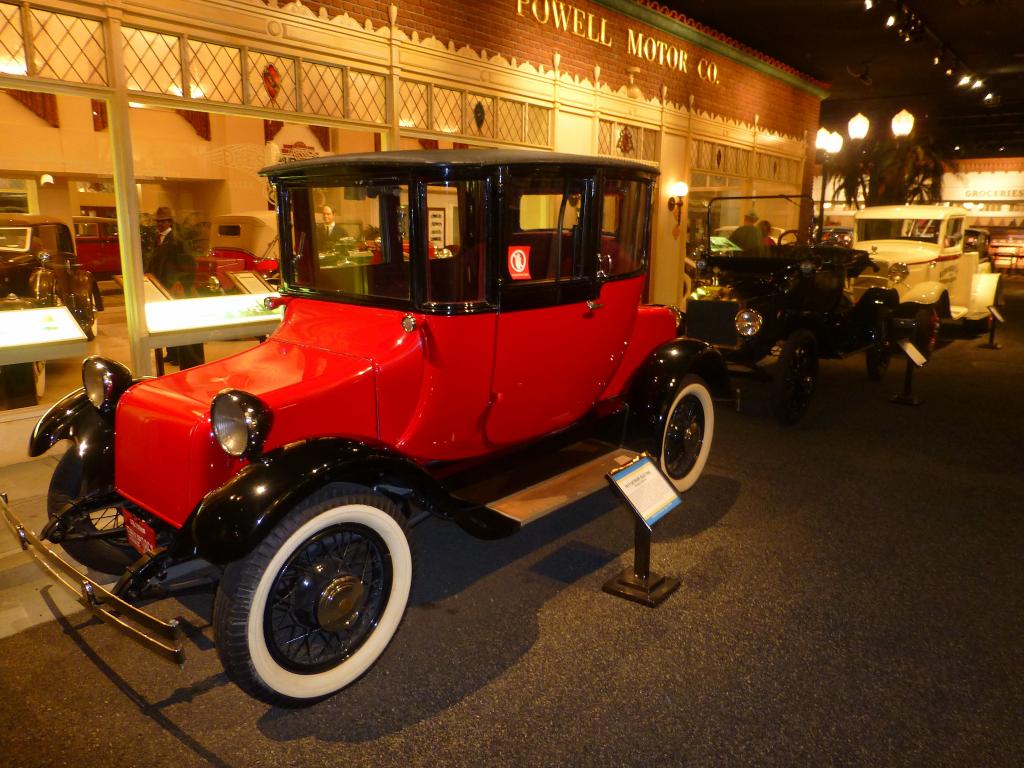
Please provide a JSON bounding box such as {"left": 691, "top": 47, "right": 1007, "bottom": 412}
{"left": 778, "top": 229, "right": 800, "bottom": 245}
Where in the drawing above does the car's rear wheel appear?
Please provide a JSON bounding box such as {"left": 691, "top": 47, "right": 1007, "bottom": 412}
{"left": 658, "top": 375, "right": 714, "bottom": 493}
{"left": 213, "top": 486, "right": 412, "bottom": 706}
{"left": 47, "top": 447, "right": 137, "bottom": 574}
{"left": 772, "top": 330, "right": 818, "bottom": 425}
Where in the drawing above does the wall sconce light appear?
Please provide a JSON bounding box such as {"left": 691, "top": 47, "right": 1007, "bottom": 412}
{"left": 667, "top": 181, "right": 688, "bottom": 222}
{"left": 39, "top": 173, "right": 54, "bottom": 186}
{"left": 667, "top": 181, "right": 688, "bottom": 239}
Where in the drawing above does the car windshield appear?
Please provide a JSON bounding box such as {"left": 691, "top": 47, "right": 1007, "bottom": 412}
{"left": 0, "top": 227, "right": 31, "bottom": 252}
{"left": 705, "top": 195, "right": 808, "bottom": 257}
{"left": 286, "top": 182, "right": 411, "bottom": 302}
{"left": 857, "top": 218, "right": 941, "bottom": 244}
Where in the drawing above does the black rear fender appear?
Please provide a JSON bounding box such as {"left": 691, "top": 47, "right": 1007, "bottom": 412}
{"left": 625, "top": 338, "right": 731, "bottom": 453}
{"left": 190, "top": 438, "right": 450, "bottom": 564}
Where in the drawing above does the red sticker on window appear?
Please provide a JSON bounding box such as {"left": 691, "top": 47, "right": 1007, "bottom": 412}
{"left": 508, "top": 246, "right": 532, "bottom": 280}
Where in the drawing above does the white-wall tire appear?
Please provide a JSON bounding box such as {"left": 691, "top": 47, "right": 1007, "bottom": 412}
{"left": 658, "top": 375, "right": 714, "bottom": 492}
{"left": 213, "top": 488, "right": 412, "bottom": 706}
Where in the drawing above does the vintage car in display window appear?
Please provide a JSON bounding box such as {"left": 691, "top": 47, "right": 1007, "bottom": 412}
{"left": 0, "top": 215, "right": 101, "bottom": 402}
{"left": 196, "top": 211, "right": 281, "bottom": 293}
{"left": 73, "top": 215, "right": 121, "bottom": 279}
{"left": 684, "top": 196, "right": 898, "bottom": 424}
{"left": 851, "top": 205, "right": 1003, "bottom": 343}
{"left": 1, "top": 150, "right": 732, "bottom": 706}
{"left": 0, "top": 214, "right": 99, "bottom": 337}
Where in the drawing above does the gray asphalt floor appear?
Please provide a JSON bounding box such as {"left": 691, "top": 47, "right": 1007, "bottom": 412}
{"left": 0, "top": 279, "right": 1021, "bottom": 768}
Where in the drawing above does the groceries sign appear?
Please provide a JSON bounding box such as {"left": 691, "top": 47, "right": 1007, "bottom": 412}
{"left": 515, "top": 0, "right": 722, "bottom": 84}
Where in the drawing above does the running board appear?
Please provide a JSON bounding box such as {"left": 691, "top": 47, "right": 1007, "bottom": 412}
{"left": 488, "top": 448, "right": 639, "bottom": 526}
{"left": 949, "top": 305, "right": 968, "bottom": 320}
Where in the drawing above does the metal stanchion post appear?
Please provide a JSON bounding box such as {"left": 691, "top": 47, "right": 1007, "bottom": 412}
{"left": 978, "top": 305, "right": 1004, "bottom": 350}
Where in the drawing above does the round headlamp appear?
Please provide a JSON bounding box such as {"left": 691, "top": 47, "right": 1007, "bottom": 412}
{"left": 735, "top": 308, "right": 763, "bottom": 337}
{"left": 888, "top": 262, "right": 910, "bottom": 284}
{"left": 211, "top": 390, "right": 271, "bottom": 459}
{"left": 82, "top": 356, "right": 133, "bottom": 415}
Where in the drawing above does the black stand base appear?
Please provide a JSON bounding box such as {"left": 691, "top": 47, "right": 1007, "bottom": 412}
{"left": 603, "top": 568, "right": 680, "bottom": 607}
{"left": 891, "top": 355, "right": 922, "bottom": 407}
{"left": 978, "top": 342, "right": 1002, "bottom": 350}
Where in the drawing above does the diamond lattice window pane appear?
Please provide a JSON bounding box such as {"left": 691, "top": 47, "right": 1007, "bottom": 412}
{"left": 496, "top": 99, "right": 524, "bottom": 143}
{"left": 527, "top": 105, "right": 551, "bottom": 147}
{"left": 122, "top": 27, "right": 181, "bottom": 95}
{"left": 30, "top": 9, "right": 106, "bottom": 85}
{"left": 399, "top": 80, "right": 427, "bottom": 128}
{"left": 302, "top": 61, "right": 345, "bottom": 118}
{"left": 248, "top": 51, "right": 295, "bottom": 111}
{"left": 598, "top": 119, "right": 612, "bottom": 155}
{"left": 0, "top": 3, "right": 26, "bottom": 76}
{"left": 187, "top": 39, "right": 243, "bottom": 104}
{"left": 642, "top": 128, "right": 657, "bottom": 162}
{"left": 349, "top": 70, "right": 386, "bottom": 124}
{"left": 432, "top": 87, "right": 462, "bottom": 134}
{"left": 465, "top": 94, "right": 493, "bottom": 138}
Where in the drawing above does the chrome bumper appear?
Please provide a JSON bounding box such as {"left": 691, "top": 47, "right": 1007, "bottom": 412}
{"left": 0, "top": 491, "right": 185, "bottom": 665}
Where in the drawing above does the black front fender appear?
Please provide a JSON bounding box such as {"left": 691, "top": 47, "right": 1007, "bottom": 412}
{"left": 625, "top": 338, "right": 732, "bottom": 453}
{"left": 191, "top": 438, "right": 445, "bottom": 564}
{"left": 28, "top": 388, "right": 115, "bottom": 495}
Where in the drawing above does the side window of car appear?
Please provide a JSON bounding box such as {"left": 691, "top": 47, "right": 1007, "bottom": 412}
{"left": 945, "top": 217, "right": 964, "bottom": 248}
{"left": 502, "top": 176, "right": 586, "bottom": 285}
{"left": 600, "top": 177, "right": 651, "bottom": 278}
{"left": 425, "top": 179, "right": 486, "bottom": 305}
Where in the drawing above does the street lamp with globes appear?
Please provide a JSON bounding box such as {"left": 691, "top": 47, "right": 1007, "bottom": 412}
{"left": 816, "top": 127, "right": 844, "bottom": 240}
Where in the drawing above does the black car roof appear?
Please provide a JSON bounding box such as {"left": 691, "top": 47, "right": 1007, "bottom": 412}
{"left": 260, "top": 149, "right": 658, "bottom": 178}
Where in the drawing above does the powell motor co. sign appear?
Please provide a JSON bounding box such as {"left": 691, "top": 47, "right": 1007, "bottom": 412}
{"left": 515, "top": 0, "right": 722, "bottom": 84}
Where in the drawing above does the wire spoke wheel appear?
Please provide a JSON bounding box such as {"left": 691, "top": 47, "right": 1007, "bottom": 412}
{"left": 48, "top": 447, "right": 137, "bottom": 573}
{"left": 658, "top": 375, "right": 714, "bottom": 493}
{"left": 214, "top": 488, "right": 413, "bottom": 706}
{"left": 772, "top": 330, "right": 818, "bottom": 425}
{"left": 264, "top": 523, "right": 392, "bottom": 674}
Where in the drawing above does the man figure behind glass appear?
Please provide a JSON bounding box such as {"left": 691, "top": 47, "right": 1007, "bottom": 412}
{"left": 151, "top": 206, "right": 204, "bottom": 369}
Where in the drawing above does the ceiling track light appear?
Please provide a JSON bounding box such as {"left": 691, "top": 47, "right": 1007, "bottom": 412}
{"left": 864, "top": 0, "right": 873, "bottom": 9}
{"left": 957, "top": 73, "right": 972, "bottom": 87}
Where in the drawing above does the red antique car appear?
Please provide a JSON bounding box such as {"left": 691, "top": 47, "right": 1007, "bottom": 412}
{"left": 72, "top": 216, "right": 121, "bottom": 278}
{"left": 2, "top": 150, "right": 730, "bottom": 706}
{"left": 196, "top": 211, "right": 280, "bottom": 292}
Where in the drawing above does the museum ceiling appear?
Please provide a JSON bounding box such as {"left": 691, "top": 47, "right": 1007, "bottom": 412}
{"left": 655, "top": 0, "right": 1024, "bottom": 159}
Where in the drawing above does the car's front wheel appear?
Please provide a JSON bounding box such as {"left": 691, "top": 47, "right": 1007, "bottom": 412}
{"left": 48, "top": 446, "right": 137, "bottom": 574}
{"left": 213, "top": 486, "right": 413, "bottom": 706}
{"left": 658, "top": 375, "right": 714, "bottom": 492}
{"left": 772, "top": 330, "right": 818, "bottom": 425}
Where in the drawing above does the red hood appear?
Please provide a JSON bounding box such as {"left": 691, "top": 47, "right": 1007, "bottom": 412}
{"left": 114, "top": 299, "right": 424, "bottom": 528}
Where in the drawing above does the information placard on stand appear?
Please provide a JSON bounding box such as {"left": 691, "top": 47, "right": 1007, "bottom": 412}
{"left": 602, "top": 454, "right": 682, "bottom": 607}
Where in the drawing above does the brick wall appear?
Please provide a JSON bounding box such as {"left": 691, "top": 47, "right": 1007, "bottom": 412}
{"left": 277, "top": 0, "right": 822, "bottom": 142}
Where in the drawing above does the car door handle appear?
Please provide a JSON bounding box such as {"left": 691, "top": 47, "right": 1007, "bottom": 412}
{"left": 586, "top": 300, "right": 603, "bottom": 311}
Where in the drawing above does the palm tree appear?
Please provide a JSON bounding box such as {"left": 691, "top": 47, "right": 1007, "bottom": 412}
{"left": 833, "top": 136, "right": 947, "bottom": 208}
